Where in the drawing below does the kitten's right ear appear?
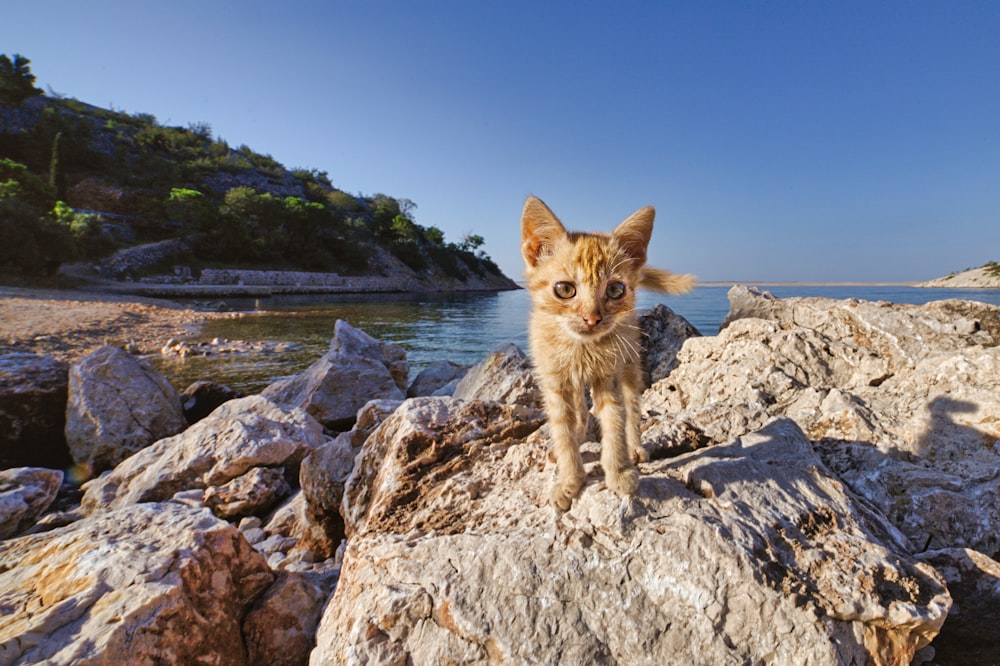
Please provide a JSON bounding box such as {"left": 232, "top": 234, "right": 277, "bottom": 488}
{"left": 521, "top": 196, "right": 567, "bottom": 268}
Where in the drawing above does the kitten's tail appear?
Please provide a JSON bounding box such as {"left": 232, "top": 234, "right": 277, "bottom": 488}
{"left": 639, "top": 267, "right": 696, "bottom": 294}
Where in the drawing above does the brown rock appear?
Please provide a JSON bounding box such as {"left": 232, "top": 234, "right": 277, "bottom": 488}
{"left": 0, "top": 502, "right": 273, "bottom": 664}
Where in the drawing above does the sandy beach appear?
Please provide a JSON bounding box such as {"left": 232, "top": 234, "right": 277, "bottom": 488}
{"left": 0, "top": 285, "right": 219, "bottom": 362}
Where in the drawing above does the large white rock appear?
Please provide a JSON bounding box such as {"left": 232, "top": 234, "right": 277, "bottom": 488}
{"left": 81, "top": 395, "right": 325, "bottom": 514}
{"left": 0, "top": 502, "right": 273, "bottom": 665}
{"left": 65, "top": 346, "right": 187, "bottom": 474}
{"left": 311, "top": 398, "right": 949, "bottom": 665}
{"left": 262, "top": 320, "right": 407, "bottom": 427}
{"left": 643, "top": 286, "right": 1000, "bottom": 556}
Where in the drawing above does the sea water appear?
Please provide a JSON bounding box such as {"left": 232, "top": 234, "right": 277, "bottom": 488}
{"left": 151, "top": 285, "right": 1000, "bottom": 394}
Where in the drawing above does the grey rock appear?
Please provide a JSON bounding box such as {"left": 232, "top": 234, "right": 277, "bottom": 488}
{"left": 451, "top": 343, "right": 541, "bottom": 408}
{"left": 639, "top": 303, "right": 701, "bottom": 386}
{"left": 915, "top": 548, "right": 1000, "bottom": 665}
{"left": 80, "top": 395, "right": 324, "bottom": 514}
{"left": 263, "top": 320, "right": 407, "bottom": 428}
{"left": 407, "top": 360, "right": 468, "bottom": 397}
{"left": 65, "top": 346, "right": 186, "bottom": 474}
{"left": 179, "top": 379, "right": 241, "bottom": 424}
{"left": 0, "top": 353, "right": 70, "bottom": 469}
{"left": 0, "top": 467, "right": 63, "bottom": 539}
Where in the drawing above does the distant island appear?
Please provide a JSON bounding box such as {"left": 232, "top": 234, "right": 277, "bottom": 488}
{"left": 916, "top": 262, "right": 1000, "bottom": 290}
{"left": 0, "top": 53, "right": 517, "bottom": 292}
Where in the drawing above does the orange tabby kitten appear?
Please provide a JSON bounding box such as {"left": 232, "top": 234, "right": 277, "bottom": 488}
{"left": 521, "top": 196, "right": 695, "bottom": 510}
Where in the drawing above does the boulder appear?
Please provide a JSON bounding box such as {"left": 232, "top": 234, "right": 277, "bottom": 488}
{"left": 451, "top": 343, "right": 541, "bottom": 408}
{"left": 0, "top": 502, "right": 273, "bottom": 665}
{"left": 180, "top": 379, "right": 241, "bottom": 423}
{"left": 204, "top": 466, "right": 291, "bottom": 520}
{"left": 407, "top": 360, "right": 468, "bottom": 397}
{"left": 0, "top": 467, "right": 63, "bottom": 539}
{"left": 243, "top": 571, "right": 329, "bottom": 666}
{"left": 299, "top": 400, "right": 402, "bottom": 555}
{"left": 65, "top": 346, "right": 187, "bottom": 474}
{"left": 313, "top": 403, "right": 949, "bottom": 665}
{"left": 915, "top": 548, "right": 1000, "bottom": 665}
{"left": 0, "top": 353, "right": 71, "bottom": 469}
{"left": 262, "top": 320, "right": 407, "bottom": 428}
{"left": 81, "top": 395, "right": 325, "bottom": 514}
{"left": 638, "top": 303, "right": 701, "bottom": 386}
{"left": 642, "top": 286, "right": 1000, "bottom": 556}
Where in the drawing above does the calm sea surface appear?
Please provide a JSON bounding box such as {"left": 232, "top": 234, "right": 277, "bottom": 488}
{"left": 151, "top": 285, "right": 1000, "bottom": 393}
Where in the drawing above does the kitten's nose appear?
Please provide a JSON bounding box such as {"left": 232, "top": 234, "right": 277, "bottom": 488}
{"left": 583, "top": 313, "right": 602, "bottom": 327}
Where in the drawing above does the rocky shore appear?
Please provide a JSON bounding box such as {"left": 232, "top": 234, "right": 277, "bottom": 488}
{"left": 1, "top": 286, "right": 999, "bottom": 665}
{"left": 916, "top": 263, "right": 1000, "bottom": 289}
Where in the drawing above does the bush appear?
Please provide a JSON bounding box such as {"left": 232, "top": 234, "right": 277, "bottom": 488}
{"left": 0, "top": 53, "right": 42, "bottom": 105}
{"left": 0, "top": 199, "right": 76, "bottom": 274}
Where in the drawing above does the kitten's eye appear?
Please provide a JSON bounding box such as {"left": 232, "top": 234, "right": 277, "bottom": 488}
{"left": 553, "top": 282, "right": 576, "bottom": 299}
{"left": 606, "top": 281, "right": 626, "bottom": 300}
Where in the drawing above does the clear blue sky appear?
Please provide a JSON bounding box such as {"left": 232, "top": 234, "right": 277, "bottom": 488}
{"left": 4, "top": 1, "right": 999, "bottom": 282}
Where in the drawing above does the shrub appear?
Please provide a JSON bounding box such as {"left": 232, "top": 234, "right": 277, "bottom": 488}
{"left": 0, "top": 53, "right": 42, "bottom": 105}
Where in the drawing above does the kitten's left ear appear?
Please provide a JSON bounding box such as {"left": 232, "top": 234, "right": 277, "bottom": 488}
{"left": 613, "top": 206, "right": 655, "bottom": 266}
{"left": 521, "top": 196, "right": 568, "bottom": 268}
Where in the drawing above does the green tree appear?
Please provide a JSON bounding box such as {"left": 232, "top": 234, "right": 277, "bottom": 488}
{"left": 166, "top": 187, "right": 214, "bottom": 233}
{"left": 49, "top": 132, "right": 67, "bottom": 201}
{"left": 458, "top": 233, "right": 485, "bottom": 252}
{"left": 423, "top": 226, "right": 445, "bottom": 245}
{"left": 390, "top": 214, "right": 419, "bottom": 242}
{"left": 0, "top": 53, "right": 42, "bottom": 105}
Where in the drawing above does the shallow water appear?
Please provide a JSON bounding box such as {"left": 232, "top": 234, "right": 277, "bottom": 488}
{"left": 149, "top": 285, "right": 1000, "bottom": 394}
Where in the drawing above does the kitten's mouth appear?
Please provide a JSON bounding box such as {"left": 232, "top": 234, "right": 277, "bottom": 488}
{"left": 569, "top": 322, "right": 610, "bottom": 339}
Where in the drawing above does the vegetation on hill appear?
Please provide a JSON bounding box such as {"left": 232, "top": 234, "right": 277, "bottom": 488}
{"left": 0, "top": 53, "right": 505, "bottom": 283}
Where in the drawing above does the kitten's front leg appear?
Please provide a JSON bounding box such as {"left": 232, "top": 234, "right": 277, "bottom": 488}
{"left": 544, "top": 381, "right": 586, "bottom": 511}
{"left": 623, "top": 361, "right": 648, "bottom": 464}
{"left": 592, "top": 376, "right": 639, "bottom": 497}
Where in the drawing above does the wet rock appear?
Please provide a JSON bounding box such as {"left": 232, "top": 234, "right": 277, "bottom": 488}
{"left": 0, "top": 353, "right": 70, "bottom": 469}
{"left": 315, "top": 406, "right": 949, "bottom": 665}
{"left": 0, "top": 467, "right": 63, "bottom": 539}
{"left": 451, "top": 343, "right": 541, "bottom": 408}
{"left": 65, "top": 346, "right": 187, "bottom": 475}
{"left": 0, "top": 503, "right": 273, "bottom": 665}
{"left": 161, "top": 337, "right": 300, "bottom": 358}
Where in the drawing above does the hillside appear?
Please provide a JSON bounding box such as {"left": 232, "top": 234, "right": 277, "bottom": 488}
{"left": 0, "top": 55, "right": 516, "bottom": 291}
{"left": 916, "top": 262, "right": 1000, "bottom": 289}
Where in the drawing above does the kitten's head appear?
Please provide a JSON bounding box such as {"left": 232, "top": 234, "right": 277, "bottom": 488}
{"left": 520, "top": 196, "right": 654, "bottom": 341}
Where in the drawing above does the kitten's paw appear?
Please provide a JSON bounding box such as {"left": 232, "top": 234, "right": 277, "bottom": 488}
{"left": 631, "top": 446, "right": 650, "bottom": 464}
{"left": 606, "top": 465, "right": 639, "bottom": 497}
{"left": 550, "top": 479, "right": 582, "bottom": 511}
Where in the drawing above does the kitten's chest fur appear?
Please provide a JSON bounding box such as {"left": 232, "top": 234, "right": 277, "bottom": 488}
{"left": 528, "top": 308, "right": 639, "bottom": 384}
